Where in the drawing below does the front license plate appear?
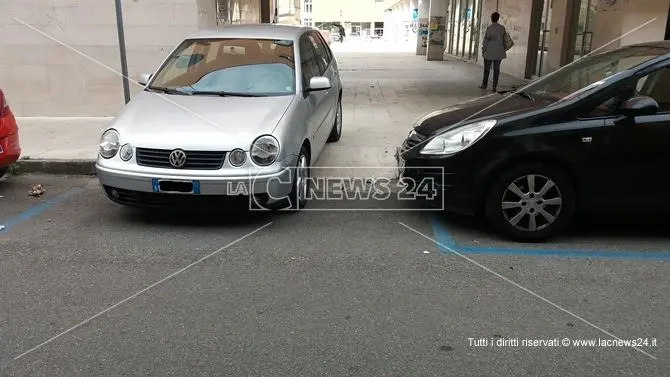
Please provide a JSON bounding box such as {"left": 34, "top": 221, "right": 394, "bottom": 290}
{"left": 152, "top": 179, "right": 201, "bottom": 194}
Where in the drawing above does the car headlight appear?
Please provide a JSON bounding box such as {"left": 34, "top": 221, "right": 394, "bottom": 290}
{"left": 119, "top": 143, "right": 134, "bottom": 161}
{"left": 250, "top": 135, "right": 280, "bottom": 166}
{"left": 99, "top": 129, "right": 120, "bottom": 159}
{"left": 420, "top": 120, "right": 496, "bottom": 155}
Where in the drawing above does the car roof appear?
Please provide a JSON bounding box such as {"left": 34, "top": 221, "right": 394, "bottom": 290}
{"left": 184, "top": 24, "right": 315, "bottom": 41}
{"left": 625, "top": 40, "right": 670, "bottom": 50}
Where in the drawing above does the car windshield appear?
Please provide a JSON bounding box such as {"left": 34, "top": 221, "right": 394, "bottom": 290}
{"left": 148, "top": 38, "right": 296, "bottom": 97}
{"left": 525, "top": 45, "right": 669, "bottom": 101}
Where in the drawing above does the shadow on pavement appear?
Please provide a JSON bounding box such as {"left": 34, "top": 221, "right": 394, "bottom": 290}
{"left": 567, "top": 212, "right": 670, "bottom": 240}
{"left": 438, "top": 210, "right": 670, "bottom": 242}
{"left": 118, "top": 207, "right": 276, "bottom": 228}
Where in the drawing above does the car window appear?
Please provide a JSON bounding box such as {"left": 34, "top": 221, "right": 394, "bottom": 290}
{"left": 527, "top": 46, "right": 668, "bottom": 101}
{"left": 583, "top": 66, "right": 670, "bottom": 117}
{"left": 308, "top": 32, "right": 331, "bottom": 74}
{"left": 299, "top": 35, "right": 321, "bottom": 88}
{"left": 157, "top": 43, "right": 198, "bottom": 83}
{"left": 636, "top": 66, "right": 670, "bottom": 112}
{"left": 149, "top": 38, "right": 297, "bottom": 96}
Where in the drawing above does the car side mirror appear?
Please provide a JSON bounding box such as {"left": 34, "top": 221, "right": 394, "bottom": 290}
{"left": 307, "top": 76, "right": 332, "bottom": 92}
{"left": 620, "top": 95, "right": 659, "bottom": 117}
{"left": 138, "top": 73, "right": 153, "bottom": 86}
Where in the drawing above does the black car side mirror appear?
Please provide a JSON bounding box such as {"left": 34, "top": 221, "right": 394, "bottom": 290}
{"left": 620, "top": 96, "right": 659, "bottom": 117}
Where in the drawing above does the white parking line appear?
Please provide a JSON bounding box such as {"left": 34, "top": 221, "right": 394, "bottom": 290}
{"left": 13, "top": 221, "right": 273, "bottom": 361}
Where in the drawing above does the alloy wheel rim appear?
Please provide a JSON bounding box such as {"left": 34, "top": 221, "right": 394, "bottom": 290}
{"left": 501, "top": 174, "right": 563, "bottom": 232}
{"left": 296, "top": 155, "right": 308, "bottom": 203}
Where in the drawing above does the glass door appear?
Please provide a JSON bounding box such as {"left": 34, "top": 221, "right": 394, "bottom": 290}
{"left": 468, "top": 0, "right": 482, "bottom": 60}
{"left": 445, "top": 0, "right": 480, "bottom": 60}
{"left": 574, "top": 0, "right": 596, "bottom": 61}
{"left": 535, "top": 0, "right": 552, "bottom": 77}
{"left": 459, "top": 0, "right": 471, "bottom": 57}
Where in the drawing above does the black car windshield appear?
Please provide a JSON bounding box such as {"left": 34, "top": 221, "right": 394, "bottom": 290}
{"left": 148, "top": 38, "right": 296, "bottom": 97}
{"left": 525, "top": 45, "right": 669, "bottom": 101}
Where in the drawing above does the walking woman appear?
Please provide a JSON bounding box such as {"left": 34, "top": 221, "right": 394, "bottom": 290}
{"left": 479, "top": 12, "right": 508, "bottom": 92}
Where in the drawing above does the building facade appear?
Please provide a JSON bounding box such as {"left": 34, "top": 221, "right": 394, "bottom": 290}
{"left": 387, "top": 0, "right": 670, "bottom": 80}
{"left": 306, "top": 0, "right": 395, "bottom": 38}
{"left": 2, "top": 0, "right": 669, "bottom": 116}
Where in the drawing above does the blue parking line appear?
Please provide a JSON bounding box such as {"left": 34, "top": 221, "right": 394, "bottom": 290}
{"left": 430, "top": 216, "right": 670, "bottom": 261}
{"left": 431, "top": 214, "right": 456, "bottom": 247}
{"left": 0, "top": 186, "right": 84, "bottom": 234}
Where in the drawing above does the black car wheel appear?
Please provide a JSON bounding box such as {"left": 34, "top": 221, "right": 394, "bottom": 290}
{"left": 288, "top": 146, "right": 311, "bottom": 210}
{"left": 0, "top": 167, "right": 7, "bottom": 180}
{"left": 328, "top": 97, "right": 342, "bottom": 142}
{"left": 484, "top": 163, "right": 575, "bottom": 242}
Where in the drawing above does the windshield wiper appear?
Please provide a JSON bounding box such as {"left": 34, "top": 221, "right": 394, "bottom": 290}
{"left": 189, "top": 91, "right": 266, "bottom": 97}
{"left": 146, "top": 86, "right": 191, "bottom": 95}
{"left": 506, "top": 85, "right": 535, "bottom": 101}
{"left": 513, "top": 91, "right": 535, "bottom": 101}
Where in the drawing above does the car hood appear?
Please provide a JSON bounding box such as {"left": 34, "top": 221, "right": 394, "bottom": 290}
{"left": 414, "top": 93, "right": 551, "bottom": 136}
{"left": 110, "top": 91, "right": 295, "bottom": 150}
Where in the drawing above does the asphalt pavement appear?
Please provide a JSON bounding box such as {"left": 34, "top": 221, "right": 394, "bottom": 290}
{"left": 0, "top": 174, "right": 668, "bottom": 376}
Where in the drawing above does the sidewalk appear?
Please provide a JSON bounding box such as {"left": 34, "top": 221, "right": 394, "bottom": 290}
{"left": 13, "top": 51, "right": 526, "bottom": 176}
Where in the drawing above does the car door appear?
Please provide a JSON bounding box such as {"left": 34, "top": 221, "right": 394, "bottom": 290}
{"left": 566, "top": 83, "right": 639, "bottom": 211}
{"left": 299, "top": 34, "right": 328, "bottom": 157}
{"left": 307, "top": 31, "right": 338, "bottom": 148}
{"left": 622, "top": 64, "right": 670, "bottom": 209}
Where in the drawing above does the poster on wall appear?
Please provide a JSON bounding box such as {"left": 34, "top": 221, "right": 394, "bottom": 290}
{"left": 428, "top": 16, "right": 445, "bottom": 46}
{"left": 418, "top": 18, "right": 429, "bottom": 47}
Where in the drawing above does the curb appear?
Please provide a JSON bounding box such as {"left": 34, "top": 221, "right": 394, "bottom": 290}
{"left": 13, "top": 159, "right": 97, "bottom": 176}
{"left": 8, "top": 161, "right": 405, "bottom": 191}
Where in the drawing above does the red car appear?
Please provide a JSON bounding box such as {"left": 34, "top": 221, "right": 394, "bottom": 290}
{"left": 0, "top": 89, "right": 21, "bottom": 178}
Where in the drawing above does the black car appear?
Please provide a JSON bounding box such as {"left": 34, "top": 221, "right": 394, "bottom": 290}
{"left": 397, "top": 41, "right": 670, "bottom": 242}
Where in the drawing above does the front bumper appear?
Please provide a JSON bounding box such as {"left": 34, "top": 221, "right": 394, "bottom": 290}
{"left": 96, "top": 162, "right": 295, "bottom": 208}
{"left": 396, "top": 145, "right": 478, "bottom": 216}
{"left": 0, "top": 133, "right": 21, "bottom": 169}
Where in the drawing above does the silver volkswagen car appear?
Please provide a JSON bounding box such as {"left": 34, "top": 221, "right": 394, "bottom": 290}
{"left": 96, "top": 24, "right": 343, "bottom": 210}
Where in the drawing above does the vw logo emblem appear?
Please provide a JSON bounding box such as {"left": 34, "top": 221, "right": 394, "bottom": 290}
{"left": 168, "top": 149, "right": 187, "bottom": 168}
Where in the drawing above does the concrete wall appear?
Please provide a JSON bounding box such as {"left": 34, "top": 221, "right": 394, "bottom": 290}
{"left": 477, "top": 0, "right": 669, "bottom": 80}
{"left": 275, "top": 0, "right": 301, "bottom": 24}
{"left": 0, "top": 0, "right": 217, "bottom": 117}
{"left": 478, "top": 0, "right": 533, "bottom": 79}
{"left": 0, "top": 0, "right": 273, "bottom": 117}
{"left": 216, "top": 0, "right": 262, "bottom": 23}
{"left": 591, "top": 0, "right": 669, "bottom": 51}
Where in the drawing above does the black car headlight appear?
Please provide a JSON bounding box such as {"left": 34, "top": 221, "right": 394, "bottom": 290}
{"left": 420, "top": 120, "right": 496, "bottom": 155}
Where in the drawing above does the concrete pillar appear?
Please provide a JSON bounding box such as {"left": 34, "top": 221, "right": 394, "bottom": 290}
{"left": 427, "top": 0, "right": 447, "bottom": 60}
{"left": 416, "top": 0, "right": 430, "bottom": 54}
{"left": 383, "top": 9, "right": 393, "bottom": 40}
{"left": 545, "top": 0, "right": 579, "bottom": 72}
{"left": 395, "top": 5, "right": 402, "bottom": 41}
{"left": 260, "top": 0, "right": 271, "bottom": 23}
{"left": 197, "top": 0, "right": 218, "bottom": 28}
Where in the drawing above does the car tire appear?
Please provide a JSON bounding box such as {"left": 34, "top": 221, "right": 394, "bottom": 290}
{"left": 288, "top": 146, "right": 311, "bottom": 210}
{"left": 0, "top": 167, "right": 7, "bottom": 180}
{"left": 484, "top": 163, "right": 575, "bottom": 242}
{"left": 327, "top": 97, "right": 342, "bottom": 142}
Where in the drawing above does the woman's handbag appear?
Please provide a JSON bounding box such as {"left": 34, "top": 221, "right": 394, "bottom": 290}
{"left": 503, "top": 31, "right": 514, "bottom": 51}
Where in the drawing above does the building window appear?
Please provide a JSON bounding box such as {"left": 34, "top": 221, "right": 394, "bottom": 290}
{"left": 302, "top": 17, "right": 313, "bottom": 27}
{"left": 304, "top": 0, "right": 312, "bottom": 14}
